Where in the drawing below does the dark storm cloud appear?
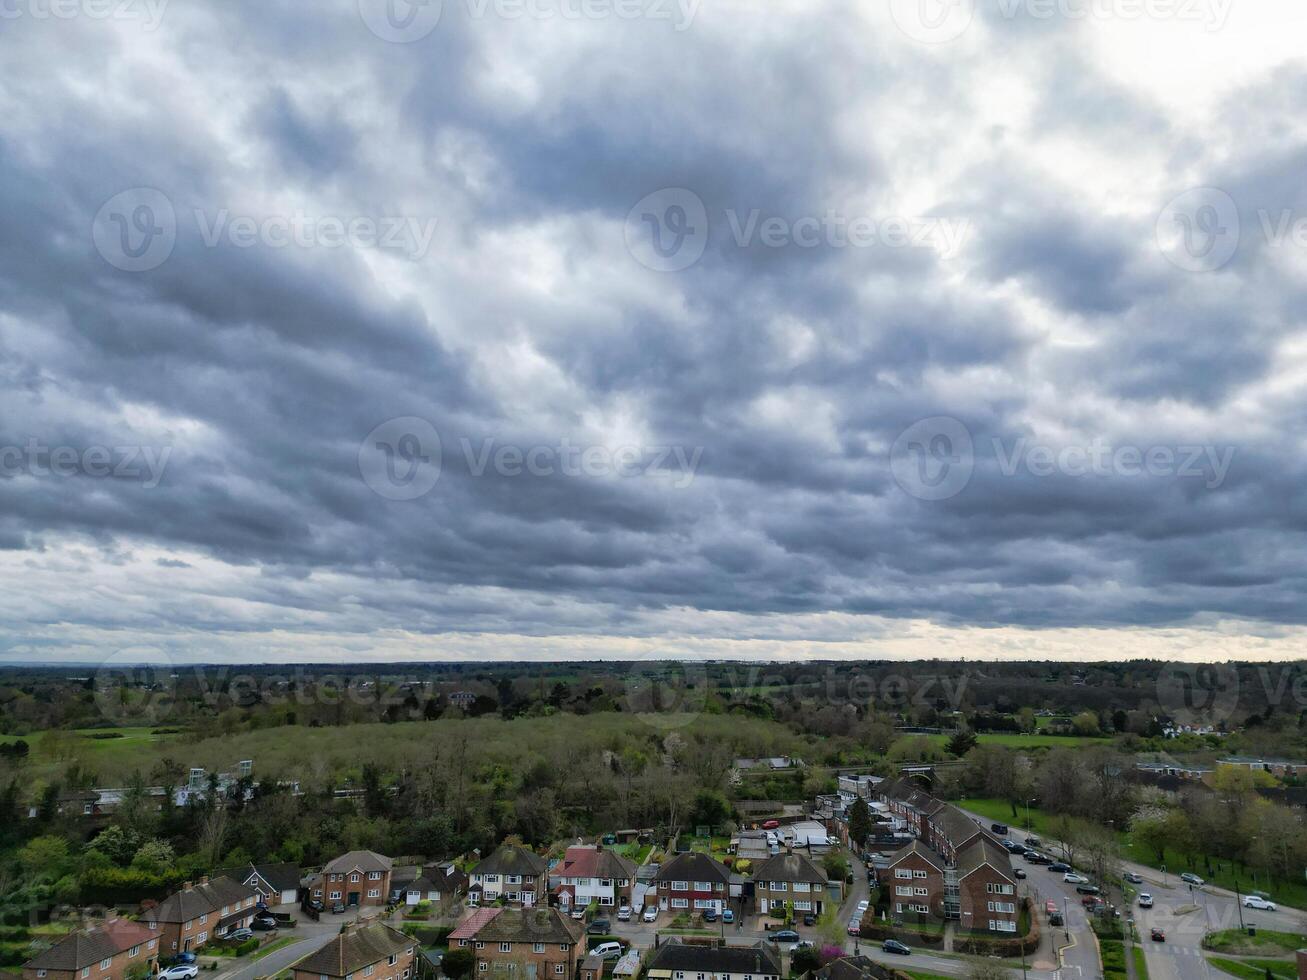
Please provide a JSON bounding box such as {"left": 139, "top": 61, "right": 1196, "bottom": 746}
{"left": 0, "top": 0, "right": 1304, "bottom": 660}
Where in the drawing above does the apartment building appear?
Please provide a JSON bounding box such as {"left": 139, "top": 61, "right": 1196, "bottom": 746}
{"left": 23, "top": 920, "right": 160, "bottom": 980}
{"left": 883, "top": 840, "right": 946, "bottom": 918}
{"left": 469, "top": 845, "right": 549, "bottom": 907}
{"left": 146, "top": 876, "right": 259, "bottom": 954}
{"left": 449, "top": 907, "right": 584, "bottom": 980}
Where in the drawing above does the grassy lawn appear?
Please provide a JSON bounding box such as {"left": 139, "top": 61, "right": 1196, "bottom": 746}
{"left": 1203, "top": 929, "right": 1307, "bottom": 957}
{"left": 615, "top": 842, "right": 653, "bottom": 864}
{"left": 246, "top": 938, "right": 299, "bottom": 962}
{"left": 1209, "top": 957, "right": 1298, "bottom": 980}
{"left": 920, "top": 732, "right": 1106, "bottom": 751}
{"left": 1131, "top": 945, "right": 1149, "bottom": 980}
{"left": 900, "top": 971, "right": 954, "bottom": 980}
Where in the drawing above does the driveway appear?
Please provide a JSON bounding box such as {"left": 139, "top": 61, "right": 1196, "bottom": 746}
{"left": 217, "top": 929, "right": 339, "bottom": 980}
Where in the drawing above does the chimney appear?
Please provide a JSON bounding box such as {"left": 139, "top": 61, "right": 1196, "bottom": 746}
{"left": 182, "top": 881, "right": 193, "bottom": 890}
{"left": 199, "top": 875, "right": 209, "bottom": 886}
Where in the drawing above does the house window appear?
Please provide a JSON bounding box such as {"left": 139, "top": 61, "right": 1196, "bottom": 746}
{"left": 896, "top": 887, "right": 912, "bottom": 897}
{"left": 671, "top": 881, "right": 688, "bottom": 891}
{"left": 82, "top": 970, "right": 90, "bottom": 978}
{"left": 37, "top": 972, "right": 46, "bottom": 978}
{"left": 770, "top": 882, "right": 787, "bottom": 891}
{"left": 554, "top": 969, "right": 564, "bottom": 976}
{"left": 370, "top": 872, "right": 381, "bottom": 880}
{"left": 914, "top": 887, "right": 927, "bottom": 896}
{"left": 352, "top": 874, "right": 361, "bottom": 883}
{"left": 913, "top": 870, "right": 927, "bottom": 879}
{"left": 129, "top": 946, "right": 140, "bottom": 957}
{"left": 894, "top": 869, "right": 912, "bottom": 879}
{"left": 559, "top": 945, "right": 570, "bottom": 952}
{"left": 671, "top": 898, "right": 689, "bottom": 908}
{"left": 478, "top": 965, "right": 488, "bottom": 973}
{"left": 199, "top": 914, "right": 207, "bottom": 925}
{"left": 500, "top": 944, "right": 512, "bottom": 953}
{"left": 364, "top": 967, "right": 374, "bottom": 976}
{"left": 507, "top": 876, "right": 521, "bottom": 884}
{"left": 533, "top": 944, "right": 545, "bottom": 954}
{"left": 475, "top": 943, "right": 485, "bottom": 950}
{"left": 389, "top": 956, "right": 398, "bottom": 966}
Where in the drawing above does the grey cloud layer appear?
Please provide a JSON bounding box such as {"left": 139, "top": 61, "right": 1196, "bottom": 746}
{"left": 0, "top": 1, "right": 1305, "bottom": 656}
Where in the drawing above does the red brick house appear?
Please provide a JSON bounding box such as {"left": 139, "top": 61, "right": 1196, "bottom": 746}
{"left": 309, "top": 850, "right": 393, "bottom": 908}
{"left": 23, "top": 920, "right": 160, "bottom": 980}
{"left": 652, "top": 852, "right": 731, "bottom": 915}
{"left": 449, "top": 907, "right": 584, "bottom": 980}
{"left": 956, "top": 837, "right": 1019, "bottom": 934}
{"left": 469, "top": 845, "right": 549, "bottom": 908}
{"left": 752, "top": 852, "right": 836, "bottom": 917}
{"left": 292, "top": 921, "right": 416, "bottom": 980}
{"left": 146, "top": 876, "right": 258, "bottom": 954}
{"left": 884, "top": 840, "right": 945, "bottom": 918}
{"left": 550, "top": 845, "right": 637, "bottom": 911}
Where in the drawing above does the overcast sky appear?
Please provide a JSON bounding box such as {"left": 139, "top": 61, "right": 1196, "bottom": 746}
{"left": 2, "top": 0, "right": 1306, "bottom": 664}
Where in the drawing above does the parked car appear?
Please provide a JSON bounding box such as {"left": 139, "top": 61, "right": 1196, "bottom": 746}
{"left": 1179, "top": 873, "right": 1204, "bottom": 886}
{"left": 881, "top": 940, "right": 911, "bottom": 956}
{"left": 158, "top": 967, "right": 199, "bottom": 980}
{"left": 770, "top": 930, "right": 801, "bottom": 943}
{"left": 1124, "top": 872, "right": 1143, "bottom": 884}
{"left": 252, "top": 915, "right": 278, "bottom": 931}
{"left": 846, "top": 919, "right": 861, "bottom": 936}
{"left": 856, "top": 900, "right": 870, "bottom": 914}
{"left": 991, "top": 823, "right": 1009, "bottom": 835}
{"left": 166, "top": 954, "right": 197, "bottom": 967}
{"left": 703, "top": 909, "right": 718, "bottom": 922}
{"left": 1044, "top": 901, "right": 1058, "bottom": 916}
{"left": 789, "top": 941, "right": 814, "bottom": 954}
{"left": 801, "top": 913, "right": 814, "bottom": 926}
{"left": 642, "top": 907, "right": 658, "bottom": 923}
{"left": 1064, "top": 873, "right": 1088, "bottom": 884}
{"left": 1243, "top": 896, "right": 1278, "bottom": 910}
{"left": 591, "top": 942, "right": 623, "bottom": 960}
{"left": 616, "top": 907, "right": 631, "bottom": 921}
{"left": 1013, "top": 869, "right": 1027, "bottom": 879}
{"left": 1076, "top": 884, "right": 1100, "bottom": 895}
{"left": 723, "top": 910, "right": 735, "bottom": 924}
{"left": 1081, "top": 895, "right": 1104, "bottom": 908}
{"left": 570, "top": 909, "right": 585, "bottom": 920}
{"left": 306, "top": 900, "right": 324, "bottom": 912}
{"left": 227, "top": 928, "right": 254, "bottom": 942}
{"left": 1048, "top": 863, "right": 1071, "bottom": 873}
{"left": 762, "top": 820, "right": 780, "bottom": 829}
{"left": 1024, "top": 836, "right": 1042, "bottom": 847}
{"left": 1025, "top": 852, "right": 1051, "bottom": 864}
{"left": 587, "top": 920, "right": 611, "bottom": 935}
{"left": 1151, "top": 928, "right": 1165, "bottom": 942}
{"left": 1137, "top": 894, "right": 1153, "bottom": 908}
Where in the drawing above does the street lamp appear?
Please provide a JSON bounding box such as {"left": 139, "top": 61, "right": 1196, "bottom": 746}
{"left": 1024, "top": 798, "right": 1037, "bottom": 831}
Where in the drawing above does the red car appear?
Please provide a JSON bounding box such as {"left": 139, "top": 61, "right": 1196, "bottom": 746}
{"left": 1151, "top": 928, "right": 1165, "bottom": 942}
{"left": 762, "top": 820, "right": 780, "bottom": 830}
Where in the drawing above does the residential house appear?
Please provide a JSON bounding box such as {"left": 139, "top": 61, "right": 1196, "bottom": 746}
{"left": 23, "top": 920, "right": 160, "bottom": 980}
{"left": 955, "top": 837, "right": 1019, "bottom": 934}
{"left": 146, "top": 876, "right": 258, "bottom": 954}
{"left": 214, "top": 862, "right": 300, "bottom": 906}
{"left": 550, "top": 845, "right": 637, "bottom": 911}
{"left": 579, "top": 954, "right": 605, "bottom": 980}
{"left": 643, "top": 939, "right": 780, "bottom": 980}
{"left": 470, "top": 845, "right": 549, "bottom": 908}
{"left": 652, "top": 852, "right": 731, "bottom": 915}
{"left": 612, "top": 949, "right": 641, "bottom": 980}
{"left": 449, "top": 907, "right": 584, "bottom": 980}
{"left": 836, "top": 775, "right": 883, "bottom": 800}
{"left": 392, "top": 862, "right": 468, "bottom": 907}
{"left": 809, "top": 955, "right": 900, "bottom": 980}
{"left": 883, "top": 841, "right": 945, "bottom": 918}
{"left": 308, "top": 851, "right": 394, "bottom": 908}
{"left": 292, "top": 921, "right": 415, "bottom": 980}
{"left": 752, "top": 852, "right": 838, "bottom": 917}
{"left": 1217, "top": 757, "right": 1307, "bottom": 779}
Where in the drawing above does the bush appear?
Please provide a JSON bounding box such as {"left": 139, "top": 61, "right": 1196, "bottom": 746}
{"left": 1099, "top": 938, "right": 1127, "bottom": 980}
{"left": 856, "top": 921, "right": 944, "bottom": 947}
{"left": 443, "top": 949, "right": 475, "bottom": 980}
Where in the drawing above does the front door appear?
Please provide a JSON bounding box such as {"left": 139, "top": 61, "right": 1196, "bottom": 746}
{"left": 348, "top": 891, "right": 360, "bottom": 906}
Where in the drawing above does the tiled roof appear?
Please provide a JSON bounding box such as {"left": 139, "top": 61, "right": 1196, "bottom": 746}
{"left": 296, "top": 922, "right": 412, "bottom": 978}
{"left": 215, "top": 862, "right": 301, "bottom": 892}
{"left": 752, "top": 852, "right": 828, "bottom": 884}
{"left": 813, "top": 955, "right": 882, "bottom": 980}
{"left": 323, "top": 850, "right": 393, "bottom": 875}
{"left": 472, "top": 844, "right": 548, "bottom": 877}
{"left": 557, "top": 846, "right": 637, "bottom": 881}
{"left": 652, "top": 851, "right": 731, "bottom": 884}
{"left": 645, "top": 940, "right": 780, "bottom": 976}
{"left": 956, "top": 836, "right": 1014, "bottom": 880}
{"left": 25, "top": 921, "right": 158, "bottom": 971}
{"left": 450, "top": 908, "right": 582, "bottom": 945}
{"left": 886, "top": 839, "right": 944, "bottom": 871}
{"left": 152, "top": 877, "right": 257, "bottom": 924}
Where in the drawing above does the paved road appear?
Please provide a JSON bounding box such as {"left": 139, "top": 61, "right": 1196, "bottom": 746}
{"left": 219, "top": 929, "right": 338, "bottom": 980}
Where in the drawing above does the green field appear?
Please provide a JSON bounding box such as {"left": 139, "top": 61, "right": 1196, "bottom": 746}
{"left": 920, "top": 732, "right": 1107, "bottom": 750}
{"left": 1209, "top": 956, "right": 1297, "bottom": 979}
{"left": 1204, "top": 929, "right": 1307, "bottom": 957}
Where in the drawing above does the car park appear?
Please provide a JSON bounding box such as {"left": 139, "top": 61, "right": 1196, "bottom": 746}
{"left": 587, "top": 920, "right": 611, "bottom": 935}
{"left": 1137, "top": 894, "right": 1153, "bottom": 908}
{"left": 642, "top": 907, "right": 658, "bottom": 922}
{"left": 617, "top": 907, "right": 631, "bottom": 921}
{"left": 881, "top": 940, "right": 911, "bottom": 956}
{"left": 1124, "top": 872, "right": 1143, "bottom": 884}
{"left": 1064, "top": 873, "right": 1088, "bottom": 884}
{"left": 1151, "top": 928, "right": 1165, "bottom": 942}
{"left": 1180, "top": 872, "right": 1204, "bottom": 886}
{"left": 770, "top": 930, "right": 801, "bottom": 944}
{"left": 158, "top": 967, "right": 199, "bottom": 980}
{"left": 1243, "top": 896, "right": 1277, "bottom": 910}
{"left": 591, "top": 942, "right": 623, "bottom": 960}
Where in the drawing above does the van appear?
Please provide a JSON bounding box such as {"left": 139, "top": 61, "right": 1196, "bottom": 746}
{"left": 991, "top": 823, "right": 1009, "bottom": 835}
{"left": 591, "top": 943, "right": 623, "bottom": 960}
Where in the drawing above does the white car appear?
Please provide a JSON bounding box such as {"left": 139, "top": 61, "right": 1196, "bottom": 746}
{"left": 1064, "top": 873, "right": 1088, "bottom": 884}
{"left": 642, "top": 906, "right": 658, "bottom": 923}
{"left": 1243, "top": 896, "right": 1277, "bottom": 911}
{"left": 856, "top": 900, "right": 870, "bottom": 913}
{"left": 569, "top": 909, "right": 585, "bottom": 920}
{"left": 1137, "top": 893, "right": 1153, "bottom": 908}
{"left": 789, "top": 941, "right": 814, "bottom": 954}
{"left": 617, "top": 906, "right": 631, "bottom": 921}
{"left": 158, "top": 968, "right": 199, "bottom": 980}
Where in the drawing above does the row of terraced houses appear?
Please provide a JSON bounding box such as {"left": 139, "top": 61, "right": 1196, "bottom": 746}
{"left": 876, "top": 777, "right": 1020, "bottom": 933}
